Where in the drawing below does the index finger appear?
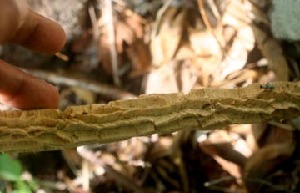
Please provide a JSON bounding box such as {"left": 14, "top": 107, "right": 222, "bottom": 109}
{"left": 10, "top": 10, "right": 66, "bottom": 54}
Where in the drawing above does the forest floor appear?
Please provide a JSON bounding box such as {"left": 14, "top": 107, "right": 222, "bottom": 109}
{"left": 1, "top": 0, "right": 300, "bottom": 193}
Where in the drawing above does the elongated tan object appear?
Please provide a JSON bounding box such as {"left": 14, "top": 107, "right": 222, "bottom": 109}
{"left": 1, "top": 82, "right": 300, "bottom": 152}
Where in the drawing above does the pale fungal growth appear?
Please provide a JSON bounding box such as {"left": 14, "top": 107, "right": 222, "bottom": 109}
{"left": 0, "top": 82, "right": 300, "bottom": 152}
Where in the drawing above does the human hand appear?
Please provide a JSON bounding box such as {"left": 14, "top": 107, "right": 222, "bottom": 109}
{"left": 0, "top": 0, "right": 66, "bottom": 109}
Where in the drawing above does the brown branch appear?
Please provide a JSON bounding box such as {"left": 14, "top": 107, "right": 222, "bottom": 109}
{"left": 23, "top": 69, "right": 136, "bottom": 100}
{"left": 0, "top": 82, "right": 300, "bottom": 153}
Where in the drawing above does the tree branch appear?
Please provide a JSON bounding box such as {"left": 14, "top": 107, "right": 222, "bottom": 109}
{"left": 1, "top": 82, "right": 300, "bottom": 152}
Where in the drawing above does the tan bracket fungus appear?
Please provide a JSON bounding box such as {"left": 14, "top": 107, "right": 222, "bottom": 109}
{"left": 1, "top": 82, "right": 300, "bottom": 152}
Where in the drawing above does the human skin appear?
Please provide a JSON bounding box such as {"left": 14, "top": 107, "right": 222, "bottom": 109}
{"left": 0, "top": 0, "right": 66, "bottom": 109}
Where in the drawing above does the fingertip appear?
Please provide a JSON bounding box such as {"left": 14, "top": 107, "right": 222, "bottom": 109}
{"left": 0, "top": 61, "right": 59, "bottom": 109}
{"left": 1, "top": 77, "right": 60, "bottom": 110}
{"left": 12, "top": 10, "right": 67, "bottom": 54}
{"left": 14, "top": 79, "right": 60, "bottom": 109}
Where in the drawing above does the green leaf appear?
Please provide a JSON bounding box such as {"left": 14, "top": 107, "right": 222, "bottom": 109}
{"left": 26, "top": 179, "right": 38, "bottom": 190}
{"left": 0, "top": 154, "right": 22, "bottom": 181}
{"left": 13, "top": 180, "right": 32, "bottom": 193}
{"left": 12, "top": 190, "right": 32, "bottom": 193}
